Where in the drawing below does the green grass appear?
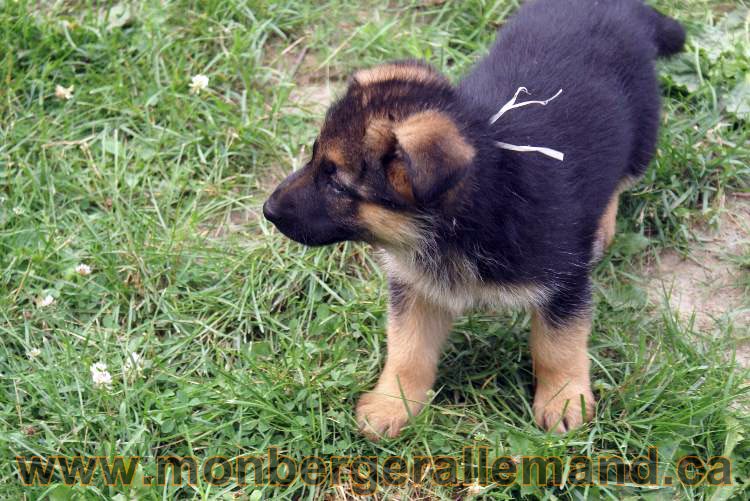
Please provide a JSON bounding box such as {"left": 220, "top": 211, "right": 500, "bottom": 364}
{"left": 1, "top": 0, "right": 749, "bottom": 499}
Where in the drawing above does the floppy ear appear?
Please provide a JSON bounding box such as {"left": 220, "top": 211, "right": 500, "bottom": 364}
{"left": 391, "top": 110, "right": 475, "bottom": 204}
{"left": 364, "top": 118, "right": 415, "bottom": 203}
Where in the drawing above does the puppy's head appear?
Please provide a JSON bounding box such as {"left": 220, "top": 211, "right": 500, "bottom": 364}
{"left": 263, "top": 60, "right": 475, "bottom": 248}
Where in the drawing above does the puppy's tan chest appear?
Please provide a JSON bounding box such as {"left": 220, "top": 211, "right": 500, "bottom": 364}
{"left": 380, "top": 250, "right": 549, "bottom": 314}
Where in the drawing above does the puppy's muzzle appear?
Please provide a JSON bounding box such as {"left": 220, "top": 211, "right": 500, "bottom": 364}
{"left": 262, "top": 192, "right": 283, "bottom": 225}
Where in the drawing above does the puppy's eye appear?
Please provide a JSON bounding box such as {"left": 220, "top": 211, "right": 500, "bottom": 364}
{"left": 322, "top": 160, "right": 336, "bottom": 176}
{"left": 328, "top": 177, "right": 346, "bottom": 194}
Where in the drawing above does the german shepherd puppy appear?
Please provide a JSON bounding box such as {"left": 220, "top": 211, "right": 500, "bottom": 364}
{"left": 263, "top": 0, "right": 685, "bottom": 439}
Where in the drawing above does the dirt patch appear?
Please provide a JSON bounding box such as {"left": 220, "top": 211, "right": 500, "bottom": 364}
{"left": 644, "top": 195, "right": 750, "bottom": 367}
{"left": 198, "top": 205, "right": 259, "bottom": 239}
{"left": 288, "top": 82, "right": 340, "bottom": 115}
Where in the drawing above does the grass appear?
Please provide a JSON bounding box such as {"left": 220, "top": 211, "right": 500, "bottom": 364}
{"left": 1, "top": 0, "right": 749, "bottom": 499}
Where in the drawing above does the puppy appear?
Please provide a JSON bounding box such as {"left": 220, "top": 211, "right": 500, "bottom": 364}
{"left": 263, "top": 0, "right": 685, "bottom": 439}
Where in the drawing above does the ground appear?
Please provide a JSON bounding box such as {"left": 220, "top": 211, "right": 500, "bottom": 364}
{"left": 0, "top": 1, "right": 749, "bottom": 500}
{"left": 645, "top": 195, "right": 750, "bottom": 368}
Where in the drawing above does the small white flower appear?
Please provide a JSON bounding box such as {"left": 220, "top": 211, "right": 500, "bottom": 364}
{"left": 27, "top": 348, "right": 41, "bottom": 359}
{"left": 91, "top": 362, "right": 113, "bottom": 389}
{"left": 13, "top": 206, "right": 23, "bottom": 215}
{"left": 123, "top": 352, "right": 144, "bottom": 378}
{"left": 112, "top": 492, "right": 140, "bottom": 501}
{"left": 189, "top": 74, "right": 209, "bottom": 94}
{"left": 467, "top": 480, "right": 485, "bottom": 497}
{"left": 55, "top": 84, "right": 74, "bottom": 100}
{"left": 75, "top": 263, "right": 92, "bottom": 276}
{"left": 38, "top": 295, "right": 55, "bottom": 308}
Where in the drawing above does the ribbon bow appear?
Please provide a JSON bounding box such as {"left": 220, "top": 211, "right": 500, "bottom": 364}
{"left": 490, "top": 87, "right": 565, "bottom": 162}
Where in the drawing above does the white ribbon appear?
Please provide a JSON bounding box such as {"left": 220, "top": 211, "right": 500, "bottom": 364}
{"left": 494, "top": 141, "right": 565, "bottom": 162}
{"left": 490, "top": 87, "right": 565, "bottom": 162}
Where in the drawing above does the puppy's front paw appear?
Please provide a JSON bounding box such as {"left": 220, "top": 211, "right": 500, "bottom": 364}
{"left": 533, "top": 383, "right": 595, "bottom": 433}
{"left": 356, "top": 392, "right": 420, "bottom": 440}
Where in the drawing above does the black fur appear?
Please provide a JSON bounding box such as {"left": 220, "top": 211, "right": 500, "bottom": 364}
{"left": 436, "top": 0, "right": 685, "bottom": 323}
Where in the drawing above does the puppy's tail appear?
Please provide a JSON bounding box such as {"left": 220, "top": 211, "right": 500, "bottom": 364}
{"left": 647, "top": 6, "right": 686, "bottom": 58}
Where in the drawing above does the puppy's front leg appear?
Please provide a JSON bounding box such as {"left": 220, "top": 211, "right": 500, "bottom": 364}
{"left": 530, "top": 309, "right": 595, "bottom": 433}
{"left": 356, "top": 281, "right": 453, "bottom": 439}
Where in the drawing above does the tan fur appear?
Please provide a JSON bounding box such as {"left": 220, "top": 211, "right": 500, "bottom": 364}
{"left": 386, "top": 160, "right": 415, "bottom": 202}
{"left": 358, "top": 203, "right": 421, "bottom": 247}
{"left": 593, "top": 191, "right": 620, "bottom": 260}
{"left": 394, "top": 110, "right": 475, "bottom": 169}
{"left": 593, "top": 179, "right": 634, "bottom": 260}
{"left": 363, "top": 118, "right": 394, "bottom": 155}
{"left": 322, "top": 143, "right": 347, "bottom": 169}
{"left": 321, "top": 141, "right": 363, "bottom": 189}
{"left": 362, "top": 112, "right": 475, "bottom": 203}
{"left": 530, "top": 311, "right": 595, "bottom": 433}
{"left": 381, "top": 249, "right": 550, "bottom": 315}
{"left": 356, "top": 292, "right": 454, "bottom": 439}
{"left": 354, "top": 63, "right": 445, "bottom": 87}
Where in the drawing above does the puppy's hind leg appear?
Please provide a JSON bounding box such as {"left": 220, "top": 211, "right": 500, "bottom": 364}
{"left": 530, "top": 305, "right": 595, "bottom": 433}
{"left": 356, "top": 280, "right": 453, "bottom": 440}
{"left": 593, "top": 190, "right": 620, "bottom": 261}
{"left": 593, "top": 179, "right": 639, "bottom": 261}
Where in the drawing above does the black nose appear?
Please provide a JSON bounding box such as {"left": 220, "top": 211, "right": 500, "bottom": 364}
{"left": 262, "top": 196, "right": 280, "bottom": 223}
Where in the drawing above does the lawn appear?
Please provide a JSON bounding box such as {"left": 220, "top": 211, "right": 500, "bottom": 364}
{"left": 1, "top": 0, "right": 749, "bottom": 499}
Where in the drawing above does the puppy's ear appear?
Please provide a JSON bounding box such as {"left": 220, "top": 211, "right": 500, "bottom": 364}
{"left": 392, "top": 111, "right": 475, "bottom": 204}
{"left": 364, "top": 118, "right": 414, "bottom": 203}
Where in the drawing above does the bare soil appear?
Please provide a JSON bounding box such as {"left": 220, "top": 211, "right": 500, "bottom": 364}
{"left": 644, "top": 195, "right": 750, "bottom": 368}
